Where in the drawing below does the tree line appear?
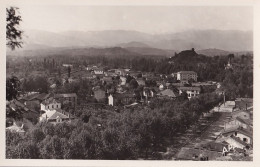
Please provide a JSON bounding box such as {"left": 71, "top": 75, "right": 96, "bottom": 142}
{"left": 6, "top": 92, "right": 222, "bottom": 159}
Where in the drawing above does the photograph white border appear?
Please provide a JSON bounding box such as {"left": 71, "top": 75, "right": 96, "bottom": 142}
{"left": 0, "top": 0, "right": 259, "bottom": 166}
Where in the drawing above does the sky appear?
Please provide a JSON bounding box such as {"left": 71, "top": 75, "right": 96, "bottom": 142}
{"left": 17, "top": 5, "right": 253, "bottom": 34}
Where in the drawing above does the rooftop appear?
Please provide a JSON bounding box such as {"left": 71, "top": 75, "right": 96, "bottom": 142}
{"left": 178, "top": 86, "right": 201, "bottom": 91}
{"left": 41, "top": 109, "right": 70, "bottom": 121}
{"left": 177, "top": 71, "right": 197, "bottom": 74}
{"left": 158, "top": 89, "right": 178, "bottom": 98}
{"left": 42, "top": 98, "right": 60, "bottom": 106}
{"left": 54, "top": 93, "right": 77, "bottom": 98}
{"left": 236, "top": 117, "right": 252, "bottom": 126}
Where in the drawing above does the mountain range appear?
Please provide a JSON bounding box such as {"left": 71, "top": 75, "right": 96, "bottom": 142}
{"left": 7, "top": 29, "right": 253, "bottom": 57}
{"left": 17, "top": 29, "right": 252, "bottom": 51}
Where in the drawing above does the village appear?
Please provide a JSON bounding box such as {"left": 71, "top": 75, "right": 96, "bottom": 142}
{"left": 6, "top": 48, "right": 253, "bottom": 160}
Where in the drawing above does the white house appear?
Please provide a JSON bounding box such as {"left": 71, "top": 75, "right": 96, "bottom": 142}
{"left": 178, "top": 87, "right": 201, "bottom": 99}
{"left": 62, "top": 64, "right": 73, "bottom": 67}
{"left": 176, "top": 71, "right": 198, "bottom": 83}
{"left": 93, "top": 68, "right": 104, "bottom": 75}
{"left": 40, "top": 98, "right": 61, "bottom": 112}
{"left": 120, "top": 76, "right": 126, "bottom": 86}
{"left": 6, "top": 122, "right": 25, "bottom": 133}
{"left": 159, "top": 84, "right": 164, "bottom": 90}
{"left": 221, "top": 127, "right": 252, "bottom": 145}
{"left": 39, "top": 109, "right": 71, "bottom": 123}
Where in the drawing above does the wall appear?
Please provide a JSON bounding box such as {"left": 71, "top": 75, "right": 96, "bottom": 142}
{"left": 225, "top": 138, "right": 245, "bottom": 149}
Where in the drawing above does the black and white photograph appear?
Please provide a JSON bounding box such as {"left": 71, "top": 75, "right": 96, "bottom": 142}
{"left": 2, "top": 0, "right": 259, "bottom": 165}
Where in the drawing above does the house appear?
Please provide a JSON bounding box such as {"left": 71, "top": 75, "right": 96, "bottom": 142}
{"left": 171, "top": 73, "right": 177, "bottom": 78}
{"left": 50, "top": 84, "right": 56, "bottom": 89}
{"left": 176, "top": 71, "right": 198, "bottom": 83}
{"left": 20, "top": 93, "right": 51, "bottom": 103}
{"left": 143, "top": 88, "right": 156, "bottom": 102}
{"left": 120, "top": 76, "right": 127, "bottom": 86}
{"left": 220, "top": 136, "right": 250, "bottom": 150}
{"left": 214, "top": 101, "right": 235, "bottom": 112}
{"left": 171, "top": 83, "right": 185, "bottom": 87}
{"left": 6, "top": 122, "right": 25, "bottom": 134}
{"left": 40, "top": 98, "right": 61, "bottom": 112}
{"left": 143, "top": 88, "right": 155, "bottom": 98}
{"left": 62, "top": 77, "right": 79, "bottom": 85}
{"left": 24, "top": 100, "right": 41, "bottom": 113}
{"left": 159, "top": 84, "right": 164, "bottom": 90}
{"left": 116, "top": 85, "right": 126, "bottom": 93}
{"left": 39, "top": 109, "right": 73, "bottom": 123}
{"left": 62, "top": 64, "right": 73, "bottom": 67}
{"left": 102, "top": 76, "right": 113, "bottom": 84}
{"left": 200, "top": 141, "right": 230, "bottom": 156}
{"left": 93, "top": 68, "right": 104, "bottom": 75}
{"left": 225, "top": 117, "right": 252, "bottom": 131}
{"left": 215, "top": 87, "right": 225, "bottom": 96}
{"left": 157, "top": 89, "right": 179, "bottom": 99}
{"left": 82, "top": 72, "right": 96, "bottom": 79}
{"left": 235, "top": 98, "right": 253, "bottom": 111}
{"left": 6, "top": 100, "right": 39, "bottom": 123}
{"left": 19, "top": 93, "right": 40, "bottom": 102}
{"left": 93, "top": 89, "right": 106, "bottom": 102}
{"left": 104, "top": 69, "right": 116, "bottom": 76}
{"left": 178, "top": 86, "right": 201, "bottom": 99}
{"left": 221, "top": 127, "right": 253, "bottom": 145}
{"left": 231, "top": 111, "right": 250, "bottom": 120}
{"left": 225, "top": 61, "right": 233, "bottom": 70}
{"left": 112, "top": 93, "right": 136, "bottom": 106}
{"left": 115, "top": 69, "right": 127, "bottom": 76}
{"left": 35, "top": 93, "right": 52, "bottom": 102}
{"left": 54, "top": 93, "right": 77, "bottom": 109}
{"left": 216, "top": 82, "right": 222, "bottom": 89}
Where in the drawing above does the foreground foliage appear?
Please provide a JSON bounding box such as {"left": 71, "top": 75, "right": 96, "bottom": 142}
{"left": 6, "top": 93, "right": 221, "bottom": 159}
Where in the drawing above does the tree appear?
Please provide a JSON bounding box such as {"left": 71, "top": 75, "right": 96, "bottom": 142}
{"left": 137, "top": 73, "right": 142, "bottom": 78}
{"left": 129, "top": 79, "right": 138, "bottom": 89}
{"left": 188, "top": 78, "right": 194, "bottom": 85}
{"left": 6, "top": 76, "right": 20, "bottom": 101}
{"left": 228, "top": 54, "right": 235, "bottom": 64}
{"left": 6, "top": 7, "right": 23, "bottom": 50}
{"left": 68, "top": 66, "right": 71, "bottom": 78}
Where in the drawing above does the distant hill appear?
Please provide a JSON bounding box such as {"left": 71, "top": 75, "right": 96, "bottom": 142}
{"left": 125, "top": 47, "right": 176, "bottom": 57}
{"left": 117, "top": 41, "right": 151, "bottom": 48}
{"left": 152, "top": 29, "right": 253, "bottom": 51}
{"left": 197, "top": 48, "right": 231, "bottom": 56}
{"left": 14, "top": 29, "right": 252, "bottom": 52}
{"left": 7, "top": 47, "right": 142, "bottom": 58}
{"left": 169, "top": 48, "right": 210, "bottom": 64}
{"left": 197, "top": 48, "right": 253, "bottom": 57}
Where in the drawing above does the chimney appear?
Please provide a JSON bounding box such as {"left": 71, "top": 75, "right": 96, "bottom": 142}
{"left": 192, "top": 48, "right": 195, "bottom": 51}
